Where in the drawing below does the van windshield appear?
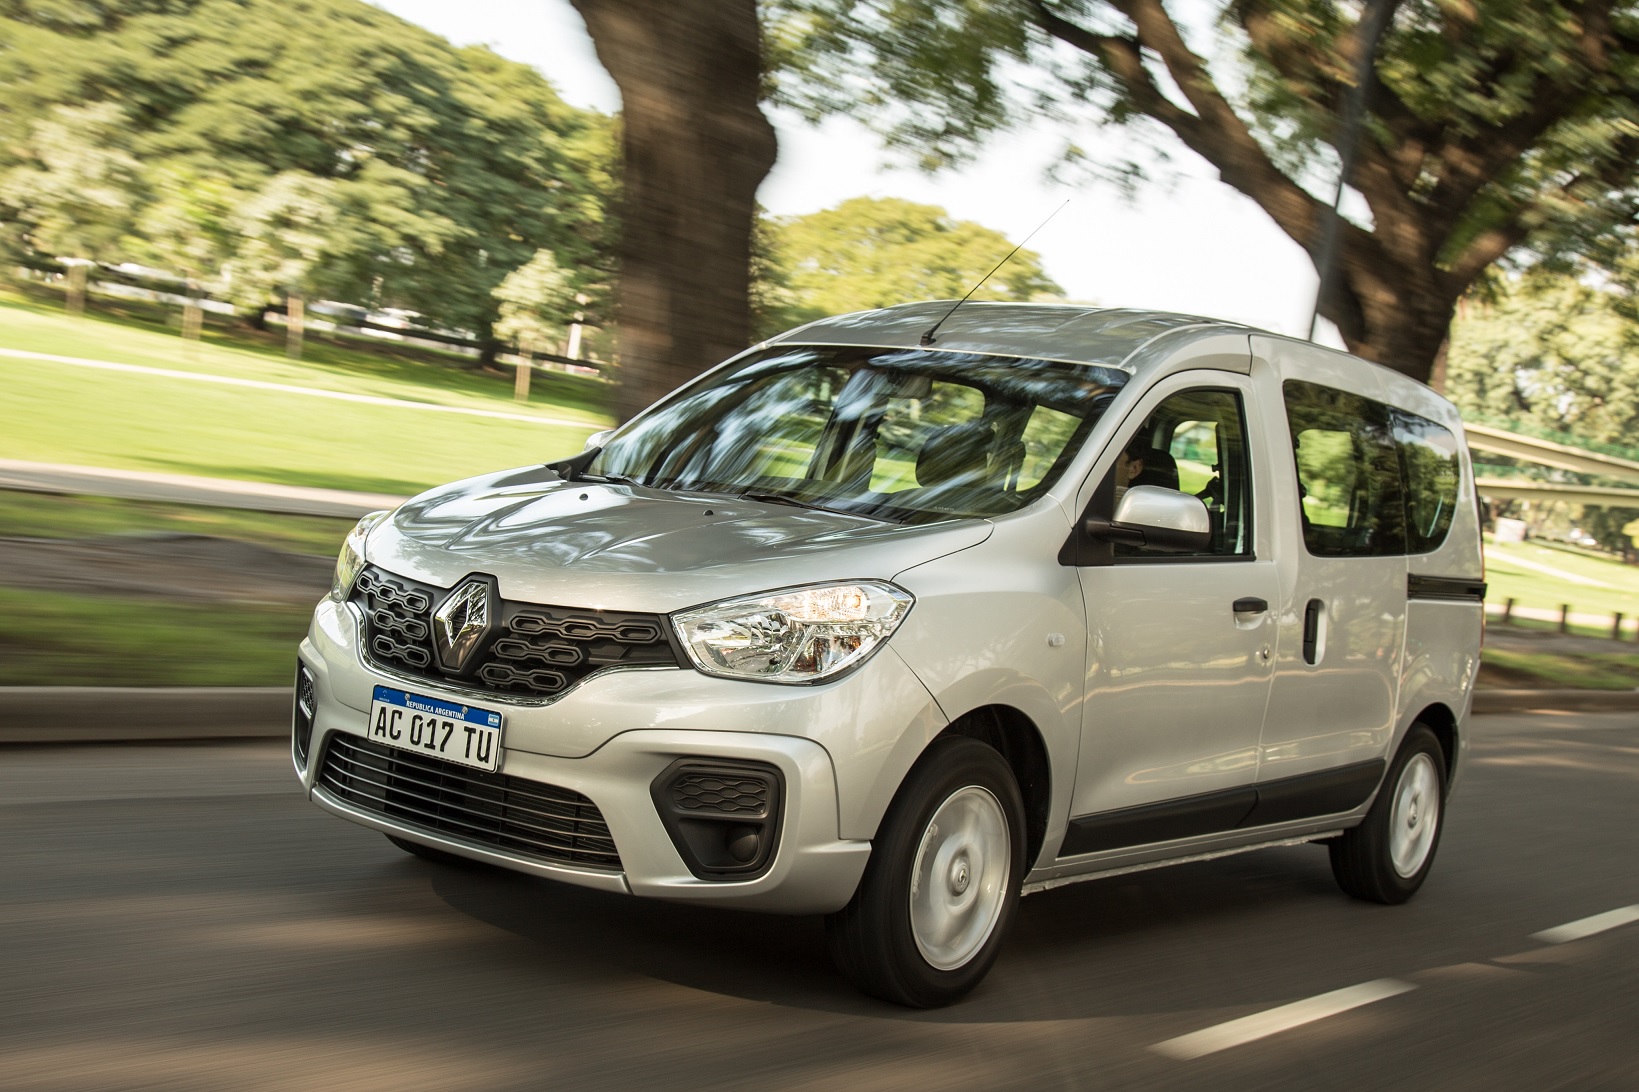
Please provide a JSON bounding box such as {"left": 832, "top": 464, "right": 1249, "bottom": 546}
{"left": 587, "top": 345, "right": 1129, "bottom": 523}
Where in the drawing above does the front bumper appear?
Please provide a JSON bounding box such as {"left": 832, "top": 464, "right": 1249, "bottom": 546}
{"left": 295, "top": 598, "right": 878, "bottom": 914}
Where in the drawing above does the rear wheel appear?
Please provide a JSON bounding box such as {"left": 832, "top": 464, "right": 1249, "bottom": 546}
{"left": 826, "top": 736, "right": 1026, "bottom": 1007}
{"left": 1330, "top": 724, "right": 1447, "bottom": 904}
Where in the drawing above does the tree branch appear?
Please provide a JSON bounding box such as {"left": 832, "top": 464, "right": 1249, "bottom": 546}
{"left": 1027, "top": 0, "right": 1328, "bottom": 249}
{"left": 1426, "top": 0, "right": 1618, "bottom": 228}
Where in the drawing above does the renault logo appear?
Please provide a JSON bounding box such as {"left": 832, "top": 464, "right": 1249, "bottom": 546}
{"left": 432, "top": 578, "right": 494, "bottom": 671}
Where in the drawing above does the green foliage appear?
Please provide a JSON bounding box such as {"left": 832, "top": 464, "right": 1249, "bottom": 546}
{"left": 0, "top": 0, "right": 615, "bottom": 335}
{"left": 493, "top": 248, "right": 583, "bottom": 353}
{"left": 0, "top": 490, "right": 356, "bottom": 557}
{"left": 767, "top": 1, "right": 1639, "bottom": 377}
{"left": 0, "top": 584, "right": 313, "bottom": 686}
{"left": 0, "top": 102, "right": 141, "bottom": 260}
{"left": 762, "top": 196, "right": 1061, "bottom": 330}
{"left": 1447, "top": 273, "right": 1639, "bottom": 449}
{"left": 1448, "top": 272, "right": 1639, "bottom": 555}
{"left": 1481, "top": 646, "right": 1639, "bottom": 691}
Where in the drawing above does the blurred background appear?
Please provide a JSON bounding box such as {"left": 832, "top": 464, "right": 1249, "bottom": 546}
{"left": 2, "top": 1, "right": 1637, "bottom": 1087}
{"left": 2, "top": 0, "right": 1637, "bottom": 693}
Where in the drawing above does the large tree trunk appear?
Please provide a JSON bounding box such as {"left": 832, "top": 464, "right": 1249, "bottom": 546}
{"left": 569, "top": 0, "right": 778, "bottom": 423}
{"left": 1323, "top": 242, "right": 1459, "bottom": 382}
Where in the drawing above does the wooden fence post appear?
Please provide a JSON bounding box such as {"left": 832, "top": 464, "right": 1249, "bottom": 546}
{"left": 66, "top": 263, "right": 87, "bottom": 315}
{"left": 285, "top": 294, "right": 304, "bottom": 359}
{"left": 1559, "top": 604, "right": 1571, "bottom": 634}
{"left": 1616, "top": 612, "right": 1627, "bottom": 642}
{"left": 1502, "top": 597, "right": 1515, "bottom": 624}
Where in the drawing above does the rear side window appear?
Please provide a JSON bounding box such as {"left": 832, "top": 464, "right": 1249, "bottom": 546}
{"left": 1283, "top": 380, "right": 1464, "bottom": 557}
{"left": 1282, "top": 381, "right": 1405, "bottom": 556}
{"left": 1393, "top": 410, "right": 1460, "bottom": 553}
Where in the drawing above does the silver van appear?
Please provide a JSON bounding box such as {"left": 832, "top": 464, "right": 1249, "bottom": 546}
{"left": 293, "top": 302, "right": 1485, "bottom": 1007}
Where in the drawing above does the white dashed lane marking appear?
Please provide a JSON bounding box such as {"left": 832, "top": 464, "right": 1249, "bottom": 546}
{"left": 1151, "top": 904, "right": 1639, "bottom": 1062}
{"left": 1532, "top": 905, "right": 1639, "bottom": 945}
{"left": 1151, "top": 979, "right": 1416, "bottom": 1061}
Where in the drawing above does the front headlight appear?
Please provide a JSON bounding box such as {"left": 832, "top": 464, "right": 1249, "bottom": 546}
{"left": 673, "top": 581, "right": 913, "bottom": 684}
{"left": 330, "top": 510, "right": 391, "bottom": 601}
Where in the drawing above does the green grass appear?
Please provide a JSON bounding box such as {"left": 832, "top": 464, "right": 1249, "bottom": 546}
{"left": 0, "top": 585, "right": 309, "bottom": 687}
{"left": 1480, "top": 647, "right": 1639, "bottom": 691}
{"left": 0, "top": 490, "right": 355, "bottom": 556}
{"left": 1483, "top": 536, "right": 1639, "bottom": 619}
{"left": 0, "top": 289, "right": 612, "bottom": 424}
{"left": 0, "top": 357, "right": 598, "bottom": 494}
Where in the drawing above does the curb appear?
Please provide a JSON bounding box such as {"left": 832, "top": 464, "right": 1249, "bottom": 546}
{"left": 0, "top": 458, "right": 405, "bottom": 519}
{"left": 0, "top": 687, "right": 291, "bottom": 744}
{"left": 1471, "top": 688, "right": 1639, "bottom": 714}
{"left": 2, "top": 685, "right": 1633, "bottom": 745}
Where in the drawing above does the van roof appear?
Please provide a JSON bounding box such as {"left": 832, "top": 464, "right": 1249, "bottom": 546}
{"left": 769, "top": 300, "right": 1456, "bottom": 423}
{"left": 767, "top": 301, "right": 1242, "bottom": 371}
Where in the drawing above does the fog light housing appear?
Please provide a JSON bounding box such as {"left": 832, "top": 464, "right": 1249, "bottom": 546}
{"left": 650, "top": 760, "right": 783, "bottom": 880}
{"left": 292, "top": 661, "right": 317, "bottom": 770}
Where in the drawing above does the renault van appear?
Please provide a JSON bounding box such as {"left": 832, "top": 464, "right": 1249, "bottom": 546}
{"left": 293, "top": 302, "right": 1485, "bottom": 1007}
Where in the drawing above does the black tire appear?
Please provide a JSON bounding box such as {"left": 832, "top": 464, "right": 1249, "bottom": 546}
{"left": 387, "top": 834, "right": 482, "bottom": 868}
{"left": 826, "top": 736, "right": 1026, "bottom": 1007}
{"left": 1330, "top": 724, "right": 1447, "bottom": 904}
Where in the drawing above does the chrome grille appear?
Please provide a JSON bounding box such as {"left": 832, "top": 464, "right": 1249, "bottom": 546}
{"left": 318, "top": 734, "right": 621, "bottom": 871}
{"left": 352, "top": 565, "right": 678, "bottom": 699}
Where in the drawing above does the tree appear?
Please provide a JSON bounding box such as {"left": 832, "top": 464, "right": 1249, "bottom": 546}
{"left": 1446, "top": 273, "right": 1639, "bottom": 447}
{"left": 0, "top": 101, "right": 140, "bottom": 263}
{"left": 769, "top": 1, "right": 1639, "bottom": 384}
{"left": 568, "top": 0, "right": 777, "bottom": 422}
{"left": 1446, "top": 271, "right": 1639, "bottom": 558}
{"left": 493, "top": 248, "right": 583, "bottom": 353}
{"left": 0, "top": 0, "right": 614, "bottom": 351}
{"left": 768, "top": 196, "right": 1061, "bottom": 327}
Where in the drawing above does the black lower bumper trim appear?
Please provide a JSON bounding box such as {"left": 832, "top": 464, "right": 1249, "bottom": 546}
{"left": 1059, "top": 759, "right": 1386, "bottom": 858}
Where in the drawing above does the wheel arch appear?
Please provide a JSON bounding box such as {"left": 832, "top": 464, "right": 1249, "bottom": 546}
{"left": 936, "top": 705, "right": 1052, "bottom": 869}
{"left": 1410, "top": 701, "right": 1459, "bottom": 786}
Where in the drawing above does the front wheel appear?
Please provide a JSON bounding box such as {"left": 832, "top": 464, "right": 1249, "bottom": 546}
{"left": 826, "top": 736, "right": 1026, "bottom": 1007}
{"left": 1330, "top": 724, "right": 1447, "bottom": 904}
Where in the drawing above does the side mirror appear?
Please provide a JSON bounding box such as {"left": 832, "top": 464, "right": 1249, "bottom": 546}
{"left": 583, "top": 429, "right": 613, "bottom": 451}
{"left": 1084, "top": 485, "right": 1211, "bottom": 553}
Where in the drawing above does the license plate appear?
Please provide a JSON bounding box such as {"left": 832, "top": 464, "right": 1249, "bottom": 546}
{"left": 367, "top": 686, "right": 504, "bottom": 772}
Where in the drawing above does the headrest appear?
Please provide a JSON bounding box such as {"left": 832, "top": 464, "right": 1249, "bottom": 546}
{"left": 1133, "top": 447, "right": 1179, "bottom": 490}
{"left": 916, "top": 423, "right": 994, "bottom": 488}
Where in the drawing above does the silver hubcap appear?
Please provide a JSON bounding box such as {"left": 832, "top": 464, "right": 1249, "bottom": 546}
{"left": 1389, "top": 753, "right": 1441, "bottom": 878}
{"left": 909, "top": 785, "right": 1009, "bottom": 971}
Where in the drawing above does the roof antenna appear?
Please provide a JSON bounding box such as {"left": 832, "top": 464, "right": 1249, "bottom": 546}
{"left": 920, "top": 199, "right": 1070, "bottom": 347}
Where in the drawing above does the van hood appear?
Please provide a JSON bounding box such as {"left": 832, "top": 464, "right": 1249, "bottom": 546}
{"left": 364, "top": 464, "right": 992, "bottom": 613}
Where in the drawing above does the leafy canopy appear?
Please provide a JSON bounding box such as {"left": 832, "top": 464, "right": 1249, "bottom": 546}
{"left": 762, "top": 196, "right": 1062, "bottom": 331}
{"left": 0, "top": 0, "right": 615, "bottom": 335}
{"left": 1447, "top": 273, "right": 1639, "bottom": 450}
{"left": 767, "top": 1, "right": 1639, "bottom": 380}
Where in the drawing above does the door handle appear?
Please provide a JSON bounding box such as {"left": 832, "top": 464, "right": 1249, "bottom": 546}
{"left": 1303, "top": 598, "right": 1324, "bottom": 664}
{"left": 1232, "top": 597, "right": 1268, "bottom": 613}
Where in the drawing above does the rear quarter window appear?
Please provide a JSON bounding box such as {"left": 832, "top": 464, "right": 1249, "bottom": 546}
{"left": 1393, "top": 410, "right": 1461, "bottom": 554}
{"left": 1282, "top": 380, "right": 1405, "bottom": 557}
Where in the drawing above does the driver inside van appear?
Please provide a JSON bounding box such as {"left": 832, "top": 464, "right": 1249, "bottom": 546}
{"left": 1114, "top": 436, "right": 1182, "bottom": 502}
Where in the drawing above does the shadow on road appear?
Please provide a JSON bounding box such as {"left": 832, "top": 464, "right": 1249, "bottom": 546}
{"left": 425, "top": 839, "right": 1357, "bottom": 1023}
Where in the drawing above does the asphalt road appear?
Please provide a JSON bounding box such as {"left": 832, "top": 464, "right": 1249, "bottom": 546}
{"left": 3, "top": 711, "right": 1636, "bottom": 1091}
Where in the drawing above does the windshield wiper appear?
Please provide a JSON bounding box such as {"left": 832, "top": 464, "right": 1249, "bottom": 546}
{"left": 582, "top": 471, "right": 646, "bottom": 487}
{"left": 740, "top": 492, "right": 899, "bottom": 523}
{"left": 740, "top": 491, "right": 838, "bottom": 512}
